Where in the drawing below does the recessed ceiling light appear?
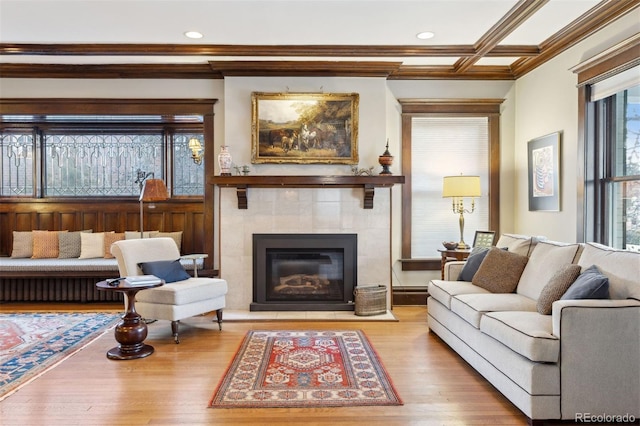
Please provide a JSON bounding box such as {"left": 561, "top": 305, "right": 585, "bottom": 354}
{"left": 184, "top": 31, "right": 203, "bottom": 39}
{"left": 416, "top": 31, "right": 435, "bottom": 40}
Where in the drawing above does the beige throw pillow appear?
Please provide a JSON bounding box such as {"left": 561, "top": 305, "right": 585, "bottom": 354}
{"left": 472, "top": 247, "right": 529, "bottom": 293}
{"left": 79, "top": 232, "right": 106, "bottom": 259}
{"left": 11, "top": 231, "right": 33, "bottom": 258}
{"left": 536, "top": 264, "right": 582, "bottom": 315}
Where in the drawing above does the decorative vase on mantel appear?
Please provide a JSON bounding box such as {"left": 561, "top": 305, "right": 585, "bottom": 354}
{"left": 378, "top": 139, "right": 394, "bottom": 175}
{"left": 218, "top": 145, "right": 232, "bottom": 176}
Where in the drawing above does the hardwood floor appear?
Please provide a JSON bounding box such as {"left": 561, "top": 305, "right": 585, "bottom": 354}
{"left": 1, "top": 305, "right": 535, "bottom": 425}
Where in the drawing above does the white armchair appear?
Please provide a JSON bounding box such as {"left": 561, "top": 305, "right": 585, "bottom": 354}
{"left": 111, "top": 237, "right": 228, "bottom": 343}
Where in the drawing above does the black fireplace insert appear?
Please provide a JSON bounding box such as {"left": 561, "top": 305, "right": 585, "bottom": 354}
{"left": 252, "top": 233, "right": 357, "bottom": 311}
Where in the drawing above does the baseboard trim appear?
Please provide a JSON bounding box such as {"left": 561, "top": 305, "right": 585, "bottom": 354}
{"left": 392, "top": 286, "right": 428, "bottom": 306}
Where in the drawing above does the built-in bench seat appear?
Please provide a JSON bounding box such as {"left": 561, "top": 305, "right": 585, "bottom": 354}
{"left": 0, "top": 257, "right": 203, "bottom": 303}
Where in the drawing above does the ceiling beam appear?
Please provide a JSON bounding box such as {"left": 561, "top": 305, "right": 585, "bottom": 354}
{"left": 454, "top": 0, "right": 548, "bottom": 73}
{"left": 511, "top": 0, "right": 640, "bottom": 78}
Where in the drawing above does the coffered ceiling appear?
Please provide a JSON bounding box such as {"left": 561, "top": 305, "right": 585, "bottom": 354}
{"left": 0, "top": 0, "right": 638, "bottom": 79}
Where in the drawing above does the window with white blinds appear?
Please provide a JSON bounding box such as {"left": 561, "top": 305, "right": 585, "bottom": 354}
{"left": 411, "top": 117, "right": 490, "bottom": 257}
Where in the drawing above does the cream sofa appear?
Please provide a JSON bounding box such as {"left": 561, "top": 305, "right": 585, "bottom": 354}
{"left": 427, "top": 234, "right": 640, "bottom": 424}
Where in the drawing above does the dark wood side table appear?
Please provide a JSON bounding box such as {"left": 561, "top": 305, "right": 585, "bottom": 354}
{"left": 437, "top": 248, "right": 472, "bottom": 279}
{"left": 96, "top": 279, "right": 164, "bottom": 360}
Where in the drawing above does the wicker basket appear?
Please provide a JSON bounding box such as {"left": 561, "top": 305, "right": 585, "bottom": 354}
{"left": 354, "top": 285, "right": 387, "bottom": 316}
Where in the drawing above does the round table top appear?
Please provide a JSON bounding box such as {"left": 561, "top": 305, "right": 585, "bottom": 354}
{"left": 96, "top": 279, "right": 164, "bottom": 291}
{"left": 180, "top": 253, "right": 208, "bottom": 260}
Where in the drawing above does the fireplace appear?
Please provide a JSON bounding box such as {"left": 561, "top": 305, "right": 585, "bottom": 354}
{"left": 252, "top": 233, "right": 357, "bottom": 311}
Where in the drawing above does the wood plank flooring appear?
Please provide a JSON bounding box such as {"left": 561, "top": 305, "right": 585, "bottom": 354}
{"left": 1, "top": 305, "right": 538, "bottom": 425}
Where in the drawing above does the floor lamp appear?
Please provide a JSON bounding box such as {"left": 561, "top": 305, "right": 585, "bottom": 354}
{"left": 139, "top": 178, "right": 168, "bottom": 239}
{"left": 442, "top": 175, "right": 481, "bottom": 249}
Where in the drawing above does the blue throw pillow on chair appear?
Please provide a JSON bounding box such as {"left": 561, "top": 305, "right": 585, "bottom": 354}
{"left": 138, "top": 259, "right": 190, "bottom": 283}
{"left": 457, "top": 247, "right": 490, "bottom": 281}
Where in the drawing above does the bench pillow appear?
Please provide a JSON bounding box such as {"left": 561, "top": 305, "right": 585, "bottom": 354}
{"left": 149, "top": 231, "right": 183, "bottom": 252}
{"left": 79, "top": 232, "right": 107, "bottom": 259}
{"left": 11, "top": 231, "right": 33, "bottom": 258}
{"left": 104, "top": 232, "right": 125, "bottom": 259}
{"left": 59, "top": 230, "right": 93, "bottom": 258}
{"left": 32, "top": 230, "right": 66, "bottom": 259}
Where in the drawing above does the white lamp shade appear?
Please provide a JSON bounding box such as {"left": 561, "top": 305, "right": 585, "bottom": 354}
{"left": 442, "top": 175, "right": 481, "bottom": 198}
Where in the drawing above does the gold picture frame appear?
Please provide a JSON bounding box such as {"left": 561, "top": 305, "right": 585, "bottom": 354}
{"left": 251, "top": 92, "right": 359, "bottom": 164}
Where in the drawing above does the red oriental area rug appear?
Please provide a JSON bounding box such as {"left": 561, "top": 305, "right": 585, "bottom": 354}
{"left": 209, "top": 330, "right": 402, "bottom": 408}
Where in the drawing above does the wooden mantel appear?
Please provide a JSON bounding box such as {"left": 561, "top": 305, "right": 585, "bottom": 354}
{"left": 210, "top": 175, "right": 405, "bottom": 209}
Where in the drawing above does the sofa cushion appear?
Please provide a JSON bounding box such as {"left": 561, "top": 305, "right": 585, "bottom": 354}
{"left": 577, "top": 242, "right": 640, "bottom": 301}
{"left": 457, "top": 246, "right": 490, "bottom": 282}
{"left": 138, "top": 259, "right": 191, "bottom": 283}
{"left": 495, "top": 233, "right": 535, "bottom": 257}
{"left": 135, "top": 277, "right": 228, "bottom": 305}
{"left": 480, "top": 311, "right": 559, "bottom": 363}
{"left": 536, "top": 264, "right": 582, "bottom": 315}
{"left": 516, "top": 241, "right": 582, "bottom": 301}
{"left": 472, "top": 248, "right": 528, "bottom": 293}
{"left": 32, "top": 230, "right": 64, "bottom": 259}
{"left": 561, "top": 265, "right": 609, "bottom": 300}
{"left": 79, "top": 232, "right": 106, "bottom": 259}
{"left": 11, "top": 231, "right": 33, "bottom": 258}
{"left": 451, "top": 293, "right": 537, "bottom": 328}
{"left": 428, "top": 280, "right": 490, "bottom": 309}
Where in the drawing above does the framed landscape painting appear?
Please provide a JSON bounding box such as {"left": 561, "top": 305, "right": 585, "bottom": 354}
{"left": 251, "top": 92, "right": 359, "bottom": 164}
{"left": 528, "top": 131, "right": 561, "bottom": 211}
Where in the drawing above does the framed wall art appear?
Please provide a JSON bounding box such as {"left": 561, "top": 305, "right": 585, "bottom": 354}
{"left": 251, "top": 92, "right": 359, "bottom": 164}
{"left": 473, "top": 231, "right": 495, "bottom": 248}
{"left": 528, "top": 131, "right": 561, "bottom": 211}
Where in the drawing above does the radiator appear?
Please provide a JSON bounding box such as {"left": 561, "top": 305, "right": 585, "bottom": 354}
{"left": 0, "top": 278, "right": 124, "bottom": 303}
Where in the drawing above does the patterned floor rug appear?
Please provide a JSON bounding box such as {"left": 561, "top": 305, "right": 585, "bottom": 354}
{"left": 0, "top": 312, "right": 120, "bottom": 401}
{"left": 209, "top": 330, "right": 403, "bottom": 408}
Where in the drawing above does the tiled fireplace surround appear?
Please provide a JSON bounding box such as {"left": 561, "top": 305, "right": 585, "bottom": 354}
{"left": 219, "top": 186, "right": 392, "bottom": 311}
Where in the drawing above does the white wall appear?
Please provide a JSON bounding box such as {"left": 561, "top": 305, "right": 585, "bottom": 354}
{"left": 512, "top": 9, "right": 640, "bottom": 242}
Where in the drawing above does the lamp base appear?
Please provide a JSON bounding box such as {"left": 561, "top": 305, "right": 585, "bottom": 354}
{"left": 457, "top": 242, "right": 470, "bottom": 250}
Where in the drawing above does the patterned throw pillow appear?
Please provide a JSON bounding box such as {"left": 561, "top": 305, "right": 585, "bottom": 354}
{"left": 11, "top": 231, "right": 33, "bottom": 258}
{"left": 32, "top": 230, "right": 64, "bottom": 258}
{"left": 536, "top": 264, "right": 582, "bottom": 315}
{"left": 472, "top": 247, "right": 529, "bottom": 293}
{"left": 58, "top": 230, "right": 92, "bottom": 258}
{"left": 104, "top": 232, "right": 125, "bottom": 258}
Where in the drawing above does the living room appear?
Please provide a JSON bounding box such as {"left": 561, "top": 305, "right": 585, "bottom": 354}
{"left": 1, "top": 1, "right": 639, "bottom": 425}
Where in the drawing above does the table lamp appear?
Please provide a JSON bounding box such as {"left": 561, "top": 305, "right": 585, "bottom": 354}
{"left": 442, "top": 175, "right": 481, "bottom": 249}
